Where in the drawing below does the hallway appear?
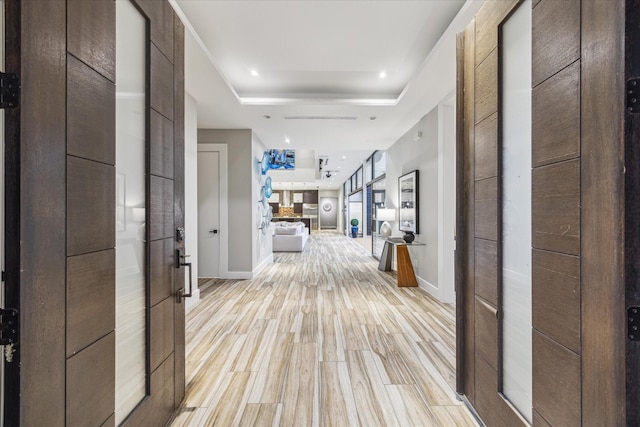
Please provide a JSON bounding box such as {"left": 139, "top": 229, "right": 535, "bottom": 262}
{"left": 170, "top": 232, "right": 479, "bottom": 426}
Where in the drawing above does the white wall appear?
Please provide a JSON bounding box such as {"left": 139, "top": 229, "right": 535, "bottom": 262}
{"left": 184, "top": 93, "right": 200, "bottom": 309}
{"left": 252, "top": 132, "right": 274, "bottom": 274}
{"left": 386, "top": 108, "right": 441, "bottom": 298}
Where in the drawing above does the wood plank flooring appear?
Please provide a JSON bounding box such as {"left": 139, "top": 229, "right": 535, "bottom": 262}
{"left": 170, "top": 231, "right": 480, "bottom": 427}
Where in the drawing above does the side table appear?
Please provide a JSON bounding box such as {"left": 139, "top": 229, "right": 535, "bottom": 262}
{"left": 377, "top": 238, "right": 425, "bottom": 287}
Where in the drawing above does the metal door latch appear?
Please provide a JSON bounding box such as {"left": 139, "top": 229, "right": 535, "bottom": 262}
{"left": 175, "top": 250, "right": 193, "bottom": 304}
{"left": 0, "top": 308, "right": 18, "bottom": 346}
{"left": 0, "top": 72, "right": 20, "bottom": 109}
{"left": 629, "top": 307, "right": 640, "bottom": 341}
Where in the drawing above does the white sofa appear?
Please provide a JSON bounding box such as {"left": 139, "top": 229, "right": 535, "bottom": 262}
{"left": 272, "top": 221, "right": 309, "bottom": 252}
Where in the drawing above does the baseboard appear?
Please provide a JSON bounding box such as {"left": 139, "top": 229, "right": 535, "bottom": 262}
{"left": 185, "top": 288, "right": 201, "bottom": 311}
{"left": 417, "top": 275, "right": 441, "bottom": 301}
{"left": 253, "top": 254, "right": 274, "bottom": 277}
{"left": 226, "top": 254, "right": 274, "bottom": 280}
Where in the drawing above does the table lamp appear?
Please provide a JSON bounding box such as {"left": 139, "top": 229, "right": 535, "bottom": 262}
{"left": 377, "top": 208, "right": 396, "bottom": 237}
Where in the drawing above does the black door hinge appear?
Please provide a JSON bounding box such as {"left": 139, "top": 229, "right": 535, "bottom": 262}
{"left": 629, "top": 307, "right": 640, "bottom": 341}
{"left": 0, "top": 308, "right": 18, "bottom": 346}
{"left": 627, "top": 78, "right": 640, "bottom": 114}
{"left": 0, "top": 72, "right": 20, "bottom": 109}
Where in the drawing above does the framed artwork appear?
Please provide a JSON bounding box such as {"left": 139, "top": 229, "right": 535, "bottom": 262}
{"left": 398, "top": 170, "right": 419, "bottom": 234}
{"left": 267, "top": 149, "right": 295, "bottom": 170}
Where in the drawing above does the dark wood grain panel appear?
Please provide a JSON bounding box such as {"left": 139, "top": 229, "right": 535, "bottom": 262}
{"left": 137, "top": 0, "right": 174, "bottom": 62}
{"left": 532, "top": 60, "right": 580, "bottom": 167}
{"left": 474, "top": 177, "right": 498, "bottom": 241}
{"left": 67, "top": 156, "right": 116, "bottom": 255}
{"left": 101, "top": 413, "right": 116, "bottom": 426}
{"left": 150, "top": 109, "right": 174, "bottom": 179}
{"left": 533, "top": 410, "right": 552, "bottom": 427}
{"left": 474, "top": 354, "right": 508, "bottom": 427}
{"left": 532, "top": 249, "right": 580, "bottom": 354}
{"left": 66, "top": 332, "right": 115, "bottom": 427}
{"left": 474, "top": 239, "right": 497, "bottom": 306}
{"left": 173, "top": 14, "right": 187, "bottom": 407}
{"left": 582, "top": 1, "right": 626, "bottom": 424}
{"left": 532, "top": 0, "right": 580, "bottom": 86}
{"left": 462, "top": 20, "right": 476, "bottom": 404}
{"left": 532, "top": 159, "right": 580, "bottom": 255}
{"left": 474, "top": 49, "right": 498, "bottom": 124}
{"left": 532, "top": 331, "right": 580, "bottom": 426}
{"left": 67, "top": 54, "right": 115, "bottom": 165}
{"left": 533, "top": 0, "right": 542, "bottom": 8}
{"left": 150, "top": 44, "right": 174, "bottom": 120}
{"left": 474, "top": 0, "right": 518, "bottom": 67}
{"left": 67, "top": 249, "right": 115, "bottom": 357}
{"left": 150, "top": 238, "right": 174, "bottom": 307}
{"left": 475, "top": 297, "right": 497, "bottom": 370}
{"left": 10, "top": 1, "right": 68, "bottom": 424}
{"left": 474, "top": 113, "right": 498, "bottom": 181}
{"left": 67, "top": 0, "right": 115, "bottom": 81}
{"left": 150, "top": 175, "right": 175, "bottom": 241}
{"left": 151, "top": 297, "right": 175, "bottom": 373}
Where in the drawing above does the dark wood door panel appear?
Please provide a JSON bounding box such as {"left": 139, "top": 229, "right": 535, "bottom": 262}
{"left": 150, "top": 44, "right": 174, "bottom": 120}
{"left": 474, "top": 177, "right": 498, "bottom": 241}
{"left": 532, "top": 249, "right": 580, "bottom": 353}
{"left": 150, "top": 238, "right": 175, "bottom": 307}
{"left": 67, "top": 156, "right": 116, "bottom": 256}
{"left": 474, "top": 49, "right": 498, "bottom": 125}
{"left": 67, "top": 0, "right": 116, "bottom": 82}
{"left": 532, "top": 331, "right": 580, "bottom": 426}
{"left": 151, "top": 109, "right": 175, "bottom": 179}
{"left": 532, "top": 159, "right": 580, "bottom": 255}
{"left": 532, "top": 0, "right": 580, "bottom": 87}
{"left": 474, "top": 238, "right": 498, "bottom": 306}
{"left": 474, "top": 113, "right": 497, "bottom": 181}
{"left": 532, "top": 60, "right": 580, "bottom": 168}
{"left": 67, "top": 249, "right": 115, "bottom": 356}
{"left": 67, "top": 54, "right": 115, "bottom": 165}
{"left": 150, "top": 175, "right": 175, "bottom": 241}
{"left": 473, "top": 0, "right": 518, "bottom": 67}
{"left": 137, "top": 0, "right": 175, "bottom": 63}
{"left": 66, "top": 332, "right": 116, "bottom": 427}
{"left": 150, "top": 297, "right": 175, "bottom": 373}
{"left": 475, "top": 297, "right": 498, "bottom": 370}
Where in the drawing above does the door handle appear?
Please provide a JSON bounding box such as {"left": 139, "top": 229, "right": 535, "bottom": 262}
{"left": 175, "top": 250, "right": 193, "bottom": 304}
{"left": 209, "top": 229, "right": 218, "bottom": 234}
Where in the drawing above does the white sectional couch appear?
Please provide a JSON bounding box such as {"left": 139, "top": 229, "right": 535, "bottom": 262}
{"left": 272, "top": 221, "right": 309, "bottom": 252}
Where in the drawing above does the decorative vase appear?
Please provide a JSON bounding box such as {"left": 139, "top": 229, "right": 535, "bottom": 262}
{"left": 351, "top": 226, "right": 358, "bottom": 238}
{"left": 402, "top": 231, "right": 415, "bottom": 243}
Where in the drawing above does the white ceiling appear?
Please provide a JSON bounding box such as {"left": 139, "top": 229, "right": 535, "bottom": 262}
{"left": 171, "top": 0, "right": 480, "bottom": 190}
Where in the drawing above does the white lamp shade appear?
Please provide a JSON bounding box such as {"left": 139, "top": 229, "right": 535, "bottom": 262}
{"left": 377, "top": 208, "right": 396, "bottom": 222}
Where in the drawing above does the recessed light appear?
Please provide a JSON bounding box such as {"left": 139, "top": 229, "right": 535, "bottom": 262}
{"left": 285, "top": 137, "right": 290, "bottom": 144}
{"left": 379, "top": 71, "right": 387, "bottom": 79}
{"left": 370, "top": 116, "right": 376, "bottom": 120}
{"left": 250, "top": 69, "right": 259, "bottom": 77}
{"left": 341, "top": 155, "right": 346, "bottom": 160}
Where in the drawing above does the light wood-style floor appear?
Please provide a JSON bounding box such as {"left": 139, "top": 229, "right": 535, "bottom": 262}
{"left": 170, "top": 231, "right": 480, "bottom": 427}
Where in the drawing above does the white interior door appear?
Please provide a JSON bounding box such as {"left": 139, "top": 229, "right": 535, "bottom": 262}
{"left": 197, "top": 151, "right": 220, "bottom": 278}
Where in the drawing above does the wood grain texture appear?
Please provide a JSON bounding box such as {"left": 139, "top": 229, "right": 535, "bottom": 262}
{"left": 171, "top": 232, "right": 477, "bottom": 427}
{"left": 67, "top": 0, "right": 115, "bottom": 82}
{"left": 581, "top": 1, "right": 626, "bottom": 425}
{"left": 150, "top": 109, "right": 174, "bottom": 179}
{"left": 396, "top": 245, "right": 418, "bottom": 287}
{"left": 532, "top": 249, "right": 580, "bottom": 354}
{"left": 151, "top": 44, "right": 174, "bottom": 120}
{"left": 461, "top": 20, "right": 476, "bottom": 404}
{"left": 532, "top": 0, "right": 580, "bottom": 86}
{"left": 67, "top": 156, "right": 116, "bottom": 255}
{"left": 150, "top": 175, "right": 175, "bottom": 241}
{"left": 474, "top": 238, "right": 498, "bottom": 306}
{"left": 474, "top": 297, "right": 497, "bottom": 370}
{"left": 474, "top": 49, "right": 498, "bottom": 124}
{"left": 151, "top": 297, "right": 175, "bottom": 373}
{"left": 473, "top": 0, "right": 518, "bottom": 67}
{"left": 532, "top": 159, "right": 580, "bottom": 255}
{"left": 532, "top": 331, "right": 580, "bottom": 426}
{"left": 66, "top": 332, "right": 115, "bottom": 427}
{"left": 474, "top": 177, "right": 498, "bottom": 241}
{"left": 9, "top": 1, "right": 68, "bottom": 423}
{"left": 150, "top": 238, "right": 175, "bottom": 307}
{"left": 67, "top": 55, "right": 115, "bottom": 165}
{"left": 532, "top": 60, "right": 580, "bottom": 167}
{"left": 533, "top": 409, "right": 552, "bottom": 427}
{"left": 137, "top": 0, "right": 174, "bottom": 62}
{"left": 67, "top": 249, "right": 115, "bottom": 356}
{"left": 474, "top": 113, "right": 497, "bottom": 181}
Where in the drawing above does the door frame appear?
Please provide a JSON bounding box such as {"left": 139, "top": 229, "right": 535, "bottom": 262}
{"left": 197, "top": 143, "right": 228, "bottom": 279}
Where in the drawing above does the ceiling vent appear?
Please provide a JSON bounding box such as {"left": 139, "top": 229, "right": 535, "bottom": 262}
{"left": 284, "top": 116, "right": 357, "bottom": 120}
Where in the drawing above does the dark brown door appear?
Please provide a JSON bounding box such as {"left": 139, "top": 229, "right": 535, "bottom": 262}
{"left": 457, "top": 0, "right": 628, "bottom": 425}
{"left": 3, "top": 0, "right": 185, "bottom": 425}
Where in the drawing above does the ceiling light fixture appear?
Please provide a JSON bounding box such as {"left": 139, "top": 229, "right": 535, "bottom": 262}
{"left": 370, "top": 116, "right": 376, "bottom": 120}
{"left": 341, "top": 156, "right": 346, "bottom": 160}
{"left": 250, "top": 69, "right": 259, "bottom": 77}
{"left": 379, "top": 71, "right": 387, "bottom": 79}
{"left": 285, "top": 137, "right": 290, "bottom": 144}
